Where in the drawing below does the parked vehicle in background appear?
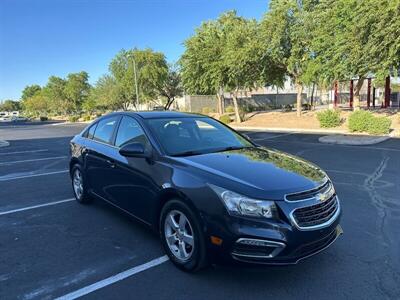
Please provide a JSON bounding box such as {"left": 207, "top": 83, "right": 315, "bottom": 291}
{"left": 69, "top": 111, "right": 342, "bottom": 272}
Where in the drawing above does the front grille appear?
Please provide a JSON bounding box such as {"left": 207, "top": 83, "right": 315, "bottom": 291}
{"left": 292, "top": 194, "right": 339, "bottom": 228}
{"left": 285, "top": 180, "right": 330, "bottom": 201}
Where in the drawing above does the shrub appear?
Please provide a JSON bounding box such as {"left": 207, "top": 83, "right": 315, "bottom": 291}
{"left": 348, "top": 110, "right": 391, "bottom": 135}
{"left": 39, "top": 116, "right": 48, "bottom": 122}
{"left": 201, "top": 107, "right": 215, "bottom": 114}
{"left": 219, "top": 114, "right": 231, "bottom": 124}
{"left": 68, "top": 115, "right": 80, "bottom": 123}
{"left": 83, "top": 114, "right": 92, "bottom": 121}
{"left": 348, "top": 110, "right": 372, "bottom": 132}
{"left": 225, "top": 106, "right": 235, "bottom": 113}
{"left": 316, "top": 109, "right": 341, "bottom": 128}
{"left": 367, "top": 116, "right": 391, "bottom": 135}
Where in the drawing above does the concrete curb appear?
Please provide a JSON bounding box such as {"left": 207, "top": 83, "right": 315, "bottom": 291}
{"left": 0, "top": 140, "right": 10, "bottom": 148}
{"left": 231, "top": 125, "right": 347, "bottom": 134}
{"left": 318, "top": 134, "right": 390, "bottom": 145}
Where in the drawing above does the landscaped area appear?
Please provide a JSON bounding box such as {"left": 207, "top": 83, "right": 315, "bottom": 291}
{"left": 227, "top": 109, "right": 400, "bottom": 136}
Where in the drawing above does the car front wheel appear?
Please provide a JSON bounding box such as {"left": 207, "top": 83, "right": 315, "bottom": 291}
{"left": 160, "top": 200, "right": 208, "bottom": 272}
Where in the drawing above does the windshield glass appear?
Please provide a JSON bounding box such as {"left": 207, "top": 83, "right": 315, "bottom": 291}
{"left": 146, "top": 117, "right": 254, "bottom": 156}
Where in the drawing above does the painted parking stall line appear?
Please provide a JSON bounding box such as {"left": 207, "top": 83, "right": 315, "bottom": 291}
{"left": 0, "top": 169, "right": 69, "bottom": 182}
{"left": 0, "top": 198, "right": 75, "bottom": 216}
{"left": 0, "top": 149, "right": 49, "bottom": 156}
{"left": 0, "top": 156, "right": 67, "bottom": 166}
{"left": 55, "top": 255, "right": 169, "bottom": 300}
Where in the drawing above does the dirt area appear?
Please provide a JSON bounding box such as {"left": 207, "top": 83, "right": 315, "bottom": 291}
{"left": 231, "top": 109, "right": 400, "bottom": 136}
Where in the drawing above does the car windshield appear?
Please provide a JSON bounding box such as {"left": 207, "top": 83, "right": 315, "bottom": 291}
{"left": 146, "top": 117, "right": 254, "bottom": 156}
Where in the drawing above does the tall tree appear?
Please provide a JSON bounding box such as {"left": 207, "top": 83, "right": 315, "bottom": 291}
{"left": 64, "top": 71, "right": 91, "bottom": 112}
{"left": 156, "top": 64, "right": 183, "bottom": 110}
{"left": 109, "top": 48, "right": 168, "bottom": 109}
{"left": 260, "top": 0, "right": 316, "bottom": 116}
{"left": 21, "top": 85, "right": 42, "bottom": 101}
{"left": 180, "top": 18, "right": 227, "bottom": 115}
{"left": 181, "top": 11, "right": 279, "bottom": 121}
{"left": 42, "top": 76, "right": 67, "bottom": 114}
{"left": 91, "top": 75, "right": 128, "bottom": 110}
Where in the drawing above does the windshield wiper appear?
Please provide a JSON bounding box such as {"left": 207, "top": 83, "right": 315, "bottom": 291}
{"left": 212, "top": 146, "right": 250, "bottom": 153}
{"left": 170, "top": 150, "right": 204, "bottom": 157}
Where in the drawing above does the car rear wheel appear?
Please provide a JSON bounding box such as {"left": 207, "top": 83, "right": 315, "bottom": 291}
{"left": 160, "top": 200, "right": 208, "bottom": 272}
{"left": 71, "top": 164, "right": 91, "bottom": 204}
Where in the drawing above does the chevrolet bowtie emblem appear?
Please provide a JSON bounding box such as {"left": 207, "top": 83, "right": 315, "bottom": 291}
{"left": 316, "top": 192, "right": 328, "bottom": 202}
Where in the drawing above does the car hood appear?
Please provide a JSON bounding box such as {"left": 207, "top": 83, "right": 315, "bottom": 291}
{"left": 172, "top": 147, "right": 327, "bottom": 200}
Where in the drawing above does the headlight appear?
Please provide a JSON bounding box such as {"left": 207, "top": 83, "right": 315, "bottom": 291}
{"left": 209, "top": 185, "right": 277, "bottom": 219}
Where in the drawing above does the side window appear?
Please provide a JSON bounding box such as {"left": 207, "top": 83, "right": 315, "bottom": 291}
{"left": 93, "top": 116, "right": 119, "bottom": 144}
{"left": 115, "top": 116, "right": 150, "bottom": 148}
{"left": 86, "top": 123, "right": 97, "bottom": 139}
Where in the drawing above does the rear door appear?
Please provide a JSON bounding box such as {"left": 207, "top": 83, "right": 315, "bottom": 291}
{"left": 85, "top": 115, "right": 121, "bottom": 199}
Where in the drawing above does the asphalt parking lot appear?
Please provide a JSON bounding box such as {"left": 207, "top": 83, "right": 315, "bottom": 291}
{"left": 0, "top": 122, "right": 399, "bottom": 300}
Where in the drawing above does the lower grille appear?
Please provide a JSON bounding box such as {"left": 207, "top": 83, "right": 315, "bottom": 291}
{"left": 292, "top": 195, "right": 339, "bottom": 228}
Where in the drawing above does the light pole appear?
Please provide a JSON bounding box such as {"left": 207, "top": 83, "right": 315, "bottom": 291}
{"left": 127, "top": 53, "right": 139, "bottom": 110}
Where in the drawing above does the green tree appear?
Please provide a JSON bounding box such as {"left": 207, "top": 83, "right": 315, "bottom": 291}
{"left": 23, "top": 92, "right": 49, "bottom": 116}
{"left": 156, "top": 64, "right": 183, "bottom": 110}
{"left": 42, "top": 76, "right": 67, "bottom": 114}
{"left": 181, "top": 11, "right": 278, "bottom": 121}
{"left": 64, "top": 71, "right": 91, "bottom": 112}
{"left": 260, "top": 0, "right": 317, "bottom": 116}
{"left": 109, "top": 48, "right": 168, "bottom": 109}
{"left": 0, "top": 100, "right": 21, "bottom": 111}
{"left": 21, "top": 85, "right": 41, "bottom": 101}
{"left": 91, "top": 75, "right": 128, "bottom": 110}
{"left": 180, "top": 18, "right": 226, "bottom": 114}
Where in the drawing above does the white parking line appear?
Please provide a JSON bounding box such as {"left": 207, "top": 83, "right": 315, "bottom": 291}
{"left": 0, "top": 169, "right": 69, "bottom": 182}
{"left": 0, "top": 198, "right": 75, "bottom": 216}
{"left": 55, "top": 255, "right": 169, "bottom": 300}
{"left": 0, "top": 156, "right": 67, "bottom": 166}
{"left": 0, "top": 149, "right": 49, "bottom": 156}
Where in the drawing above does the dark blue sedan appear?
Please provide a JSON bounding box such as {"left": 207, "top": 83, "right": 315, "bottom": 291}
{"left": 69, "top": 111, "right": 342, "bottom": 272}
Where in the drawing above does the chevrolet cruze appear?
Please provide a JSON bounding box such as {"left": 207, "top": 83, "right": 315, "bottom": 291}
{"left": 69, "top": 111, "right": 342, "bottom": 271}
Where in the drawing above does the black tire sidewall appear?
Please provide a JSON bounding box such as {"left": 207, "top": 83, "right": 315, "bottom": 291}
{"left": 160, "top": 200, "right": 206, "bottom": 272}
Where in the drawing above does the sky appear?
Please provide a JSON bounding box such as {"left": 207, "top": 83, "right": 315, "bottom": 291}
{"left": 0, "top": 0, "right": 269, "bottom": 100}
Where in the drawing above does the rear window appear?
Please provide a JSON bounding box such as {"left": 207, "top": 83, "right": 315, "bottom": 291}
{"left": 93, "top": 116, "right": 119, "bottom": 144}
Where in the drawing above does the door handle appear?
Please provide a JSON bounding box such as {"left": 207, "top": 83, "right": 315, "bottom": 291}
{"left": 106, "top": 159, "right": 115, "bottom": 168}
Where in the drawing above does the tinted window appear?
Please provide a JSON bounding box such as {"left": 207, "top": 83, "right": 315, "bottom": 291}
{"left": 85, "top": 123, "right": 97, "bottom": 139}
{"left": 93, "top": 116, "right": 119, "bottom": 144}
{"left": 115, "top": 116, "right": 150, "bottom": 148}
{"left": 146, "top": 117, "right": 252, "bottom": 156}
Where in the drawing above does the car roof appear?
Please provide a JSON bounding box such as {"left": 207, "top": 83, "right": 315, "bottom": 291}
{"left": 105, "top": 111, "right": 206, "bottom": 119}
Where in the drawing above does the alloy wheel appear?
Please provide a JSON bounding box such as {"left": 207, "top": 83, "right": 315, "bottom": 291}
{"left": 164, "top": 210, "right": 195, "bottom": 261}
{"left": 73, "top": 169, "right": 83, "bottom": 199}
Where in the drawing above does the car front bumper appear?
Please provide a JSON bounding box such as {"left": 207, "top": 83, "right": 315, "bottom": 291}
{"left": 204, "top": 207, "right": 342, "bottom": 265}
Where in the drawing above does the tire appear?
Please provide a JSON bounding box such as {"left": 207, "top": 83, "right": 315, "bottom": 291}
{"left": 71, "top": 164, "right": 92, "bottom": 204}
{"left": 160, "top": 199, "right": 208, "bottom": 272}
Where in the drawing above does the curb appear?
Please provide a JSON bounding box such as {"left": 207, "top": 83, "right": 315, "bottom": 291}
{"left": 0, "top": 140, "right": 10, "bottom": 148}
{"left": 318, "top": 134, "right": 390, "bottom": 146}
{"left": 230, "top": 125, "right": 347, "bottom": 134}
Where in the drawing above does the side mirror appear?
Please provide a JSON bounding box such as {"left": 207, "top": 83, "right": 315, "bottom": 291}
{"left": 119, "top": 142, "right": 150, "bottom": 158}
